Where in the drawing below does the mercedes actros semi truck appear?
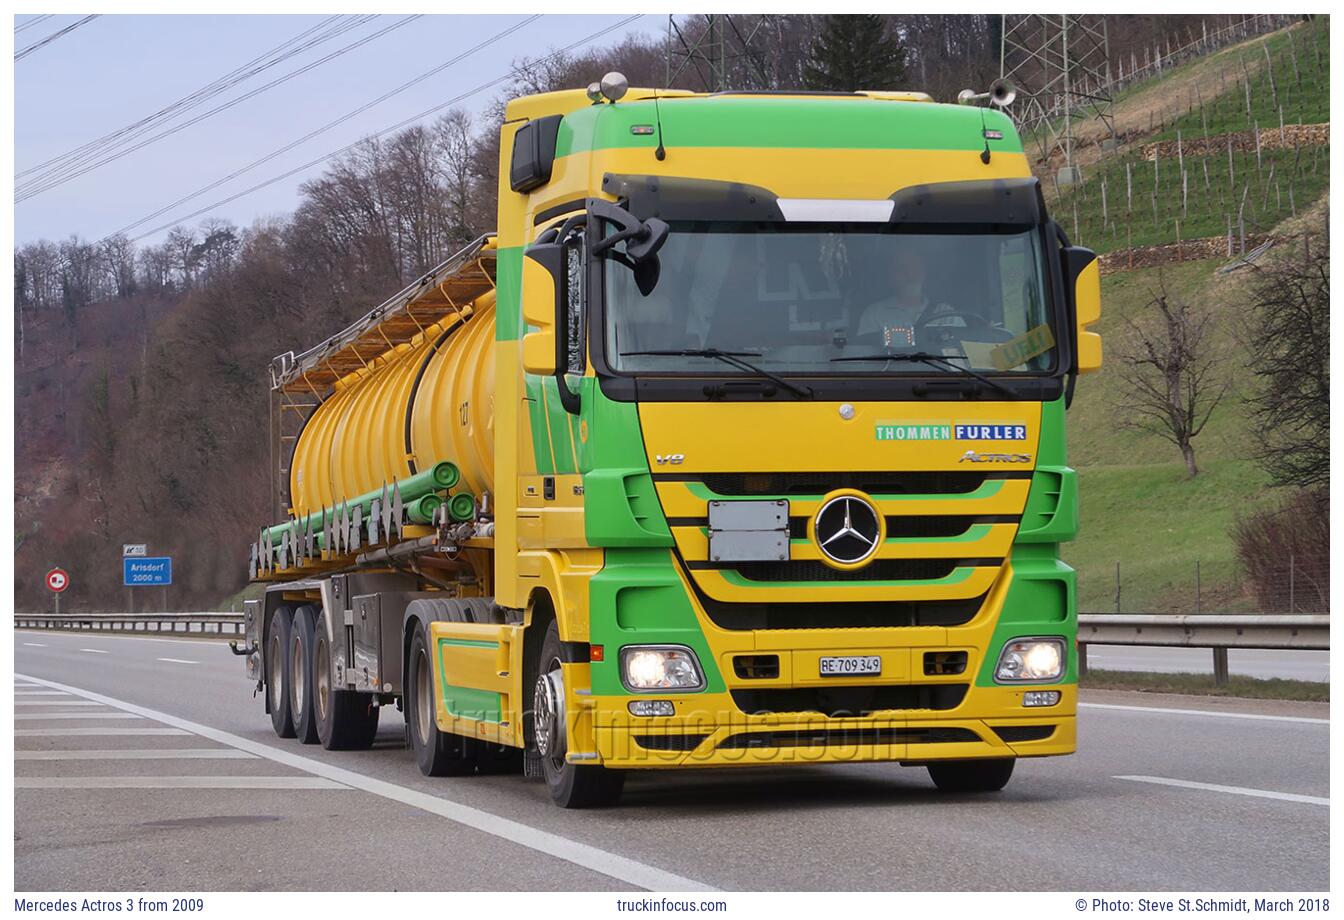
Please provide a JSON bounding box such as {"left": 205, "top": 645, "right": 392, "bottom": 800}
{"left": 239, "top": 74, "right": 1102, "bottom": 807}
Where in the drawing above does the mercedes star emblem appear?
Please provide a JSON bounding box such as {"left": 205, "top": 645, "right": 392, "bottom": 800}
{"left": 814, "top": 495, "right": 882, "bottom": 566}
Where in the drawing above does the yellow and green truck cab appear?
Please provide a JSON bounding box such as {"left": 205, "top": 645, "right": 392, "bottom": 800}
{"left": 245, "top": 78, "right": 1102, "bottom": 808}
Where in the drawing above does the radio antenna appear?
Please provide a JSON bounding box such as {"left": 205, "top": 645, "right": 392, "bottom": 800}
{"left": 652, "top": 87, "right": 667, "bottom": 161}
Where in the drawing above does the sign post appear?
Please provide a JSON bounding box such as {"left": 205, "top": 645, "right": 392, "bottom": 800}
{"left": 45, "top": 567, "right": 70, "bottom": 616}
{"left": 123, "top": 544, "right": 148, "bottom": 612}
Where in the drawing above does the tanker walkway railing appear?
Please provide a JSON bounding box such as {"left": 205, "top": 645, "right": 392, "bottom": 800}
{"left": 1078, "top": 613, "right": 1329, "bottom": 685}
{"left": 15, "top": 612, "right": 243, "bottom": 637}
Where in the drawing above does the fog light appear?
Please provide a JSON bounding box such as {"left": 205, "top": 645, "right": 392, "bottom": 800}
{"left": 995, "top": 637, "right": 1065, "bottom": 682}
{"left": 620, "top": 646, "right": 705, "bottom": 691}
{"left": 1023, "top": 690, "right": 1061, "bottom": 707}
{"left": 628, "top": 699, "right": 675, "bottom": 717}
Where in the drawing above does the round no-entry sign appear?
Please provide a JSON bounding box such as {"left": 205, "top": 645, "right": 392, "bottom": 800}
{"left": 45, "top": 568, "right": 70, "bottom": 593}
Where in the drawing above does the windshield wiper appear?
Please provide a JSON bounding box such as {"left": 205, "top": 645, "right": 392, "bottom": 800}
{"left": 621, "top": 348, "right": 813, "bottom": 399}
{"left": 831, "top": 351, "right": 1013, "bottom": 396}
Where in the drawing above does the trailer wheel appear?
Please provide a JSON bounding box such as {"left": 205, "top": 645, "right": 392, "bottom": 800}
{"left": 927, "top": 758, "right": 1016, "bottom": 793}
{"left": 312, "top": 610, "right": 379, "bottom": 750}
{"left": 406, "top": 622, "right": 476, "bottom": 776}
{"left": 290, "top": 605, "right": 320, "bottom": 744}
{"left": 535, "top": 621, "right": 624, "bottom": 808}
{"left": 266, "top": 605, "right": 296, "bottom": 739}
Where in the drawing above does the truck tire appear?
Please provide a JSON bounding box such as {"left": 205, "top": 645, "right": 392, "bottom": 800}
{"left": 535, "top": 621, "right": 624, "bottom": 808}
{"left": 266, "top": 605, "right": 296, "bottom": 739}
{"left": 312, "top": 610, "right": 379, "bottom": 751}
{"left": 927, "top": 758, "right": 1016, "bottom": 793}
{"left": 289, "top": 605, "right": 320, "bottom": 744}
{"left": 406, "top": 622, "right": 477, "bottom": 776}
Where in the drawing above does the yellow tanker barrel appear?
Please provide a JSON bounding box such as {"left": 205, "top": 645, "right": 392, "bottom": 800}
{"left": 410, "top": 291, "right": 496, "bottom": 496}
{"left": 275, "top": 235, "right": 498, "bottom": 540}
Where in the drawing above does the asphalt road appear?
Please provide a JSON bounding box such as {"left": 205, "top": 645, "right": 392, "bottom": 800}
{"left": 1085, "top": 646, "right": 1329, "bottom": 682}
{"left": 14, "top": 629, "right": 1330, "bottom": 892}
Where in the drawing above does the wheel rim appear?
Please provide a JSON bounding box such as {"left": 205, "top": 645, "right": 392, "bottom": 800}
{"left": 415, "top": 646, "right": 433, "bottom": 745}
{"left": 314, "top": 631, "right": 330, "bottom": 724}
{"left": 290, "top": 632, "right": 305, "bottom": 715}
{"left": 533, "top": 656, "right": 566, "bottom": 768}
{"left": 268, "top": 630, "right": 283, "bottom": 710}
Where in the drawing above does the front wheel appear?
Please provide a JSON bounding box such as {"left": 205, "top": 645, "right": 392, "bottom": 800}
{"left": 535, "top": 621, "right": 624, "bottom": 808}
{"left": 927, "top": 758, "right": 1015, "bottom": 793}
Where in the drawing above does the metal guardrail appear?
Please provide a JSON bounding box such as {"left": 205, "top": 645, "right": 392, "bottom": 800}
{"left": 1078, "top": 613, "right": 1329, "bottom": 684}
{"left": 15, "top": 611, "right": 1328, "bottom": 683}
{"left": 15, "top": 612, "right": 243, "bottom": 636}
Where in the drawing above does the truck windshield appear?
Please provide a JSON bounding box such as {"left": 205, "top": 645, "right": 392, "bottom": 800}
{"left": 606, "top": 222, "right": 1056, "bottom": 376}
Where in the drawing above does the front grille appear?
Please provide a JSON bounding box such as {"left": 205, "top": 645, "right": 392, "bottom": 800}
{"left": 695, "top": 558, "right": 992, "bottom": 583}
{"left": 731, "top": 684, "right": 968, "bottom": 716}
{"left": 719, "top": 727, "right": 979, "bottom": 749}
{"left": 992, "top": 725, "right": 1056, "bottom": 743}
{"left": 788, "top": 515, "right": 1014, "bottom": 539}
{"left": 681, "top": 470, "right": 1022, "bottom": 496}
{"left": 694, "top": 589, "right": 987, "bottom": 630}
{"left": 634, "top": 734, "right": 710, "bottom": 752}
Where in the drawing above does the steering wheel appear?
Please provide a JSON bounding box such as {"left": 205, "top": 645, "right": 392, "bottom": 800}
{"left": 914, "top": 308, "right": 1015, "bottom": 349}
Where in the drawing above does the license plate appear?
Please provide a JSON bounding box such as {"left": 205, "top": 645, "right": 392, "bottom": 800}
{"left": 819, "top": 655, "right": 882, "bottom": 677}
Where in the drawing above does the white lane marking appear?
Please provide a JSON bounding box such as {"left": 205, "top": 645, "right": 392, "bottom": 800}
{"left": 79, "top": 649, "right": 109, "bottom": 655}
{"left": 1117, "top": 775, "right": 1329, "bottom": 806}
{"left": 13, "top": 691, "right": 73, "bottom": 696}
{"left": 16, "top": 728, "right": 191, "bottom": 736}
{"left": 14, "top": 700, "right": 107, "bottom": 707}
{"left": 21, "top": 632, "right": 233, "bottom": 647}
{"left": 17, "top": 672, "right": 716, "bottom": 892}
{"left": 14, "top": 712, "right": 144, "bottom": 720}
{"left": 16, "top": 776, "right": 348, "bottom": 790}
{"left": 156, "top": 657, "right": 199, "bottom": 665}
{"left": 1080, "top": 702, "right": 1327, "bottom": 725}
{"left": 16, "top": 749, "right": 256, "bottom": 761}
{"left": 23, "top": 643, "right": 47, "bottom": 647}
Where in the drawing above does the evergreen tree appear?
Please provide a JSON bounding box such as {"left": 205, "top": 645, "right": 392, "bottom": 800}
{"left": 803, "top": 15, "right": 907, "bottom": 92}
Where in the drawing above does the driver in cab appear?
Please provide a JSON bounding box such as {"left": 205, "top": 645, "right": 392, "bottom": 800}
{"left": 856, "top": 246, "right": 953, "bottom": 348}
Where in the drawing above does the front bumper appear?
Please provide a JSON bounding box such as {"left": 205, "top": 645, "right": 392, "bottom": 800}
{"left": 588, "top": 683, "right": 1076, "bottom": 769}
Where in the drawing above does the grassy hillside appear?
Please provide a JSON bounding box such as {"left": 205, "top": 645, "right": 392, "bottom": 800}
{"left": 1050, "top": 20, "right": 1329, "bottom": 613}
{"left": 1060, "top": 229, "right": 1327, "bottom": 613}
{"left": 1047, "top": 18, "right": 1330, "bottom": 253}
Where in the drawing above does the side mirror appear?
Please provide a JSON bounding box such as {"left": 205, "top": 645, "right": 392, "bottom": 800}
{"left": 521, "top": 242, "right": 563, "bottom": 376}
{"left": 1063, "top": 246, "right": 1102, "bottom": 375}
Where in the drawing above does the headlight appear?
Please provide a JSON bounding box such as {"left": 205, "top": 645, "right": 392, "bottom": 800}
{"left": 995, "top": 638, "right": 1065, "bottom": 682}
{"left": 620, "top": 646, "right": 705, "bottom": 691}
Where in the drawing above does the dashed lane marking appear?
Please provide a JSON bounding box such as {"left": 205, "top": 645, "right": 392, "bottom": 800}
{"left": 156, "top": 658, "right": 199, "bottom": 665}
{"left": 16, "top": 748, "right": 256, "bottom": 761}
{"left": 1116, "top": 774, "right": 1328, "bottom": 806}
{"left": 14, "top": 712, "right": 144, "bottom": 720}
{"left": 1080, "top": 702, "right": 1327, "bottom": 725}
{"left": 78, "top": 649, "right": 109, "bottom": 655}
{"left": 17, "top": 776, "right": 348, "bottom": 790}
{"left": 16, "top": 728, "right": 191, "bottom": 736}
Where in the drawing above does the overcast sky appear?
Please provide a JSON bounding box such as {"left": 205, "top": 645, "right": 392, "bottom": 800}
{"left": 13, "top": 13, "right": 659, "bottom": 247}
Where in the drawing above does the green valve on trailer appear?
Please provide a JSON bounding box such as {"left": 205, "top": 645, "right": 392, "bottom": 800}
{"left": 448, "top": 492, "right": 476, "bottom": 522}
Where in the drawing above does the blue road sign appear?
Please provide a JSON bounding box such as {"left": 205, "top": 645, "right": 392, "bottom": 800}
{"left": 124, "top": 556, "right": 172, "bottom": 586}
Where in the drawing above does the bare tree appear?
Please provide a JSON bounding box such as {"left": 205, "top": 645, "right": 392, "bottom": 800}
{"left": 1243, "top": 222, "right": 1329, "bottom": 488}
{"left": 1113, "top": 278, "right": 1229, "bottom": 475}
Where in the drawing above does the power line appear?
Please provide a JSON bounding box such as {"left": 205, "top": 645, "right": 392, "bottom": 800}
{"left": 105, "top": 15, "right": 544, "bottom": 241}
{"left": 17, "top": 15, "right": 421, "bottom": 201}
{"left": 17, "top": 15, "right": 353, "bottom": 181}
{"left": 116, "top": 14, "right": 646, "bottom": 247}
{"left": 15, "top": 14, "right": 54, "bottom": 34}
{"left": 15, "top": 14, "right": 99, "bottom": 61}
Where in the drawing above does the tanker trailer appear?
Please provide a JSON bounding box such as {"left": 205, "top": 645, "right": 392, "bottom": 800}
{"left": 239, "top": 74, "right": 1102, "bottom": 808}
